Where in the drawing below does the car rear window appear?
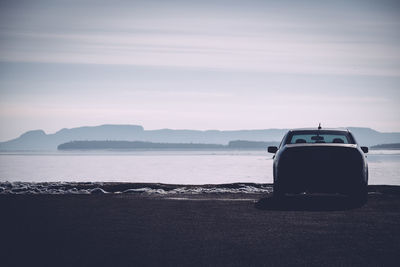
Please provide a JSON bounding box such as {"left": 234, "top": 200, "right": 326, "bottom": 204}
{"left": 287, "top": 131, "right": 354, "bottom": 144}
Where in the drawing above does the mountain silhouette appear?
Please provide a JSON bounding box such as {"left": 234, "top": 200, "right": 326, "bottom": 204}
{"left": 0, "top": 124, "right": 399, "bottom": 151}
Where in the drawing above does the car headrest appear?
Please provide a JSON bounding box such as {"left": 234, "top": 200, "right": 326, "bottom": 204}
{"left": 295, "top": 139, "right": 306, "bottom": 143}
{"left": 332, "top": 138, "right": 344, "bottom": 143}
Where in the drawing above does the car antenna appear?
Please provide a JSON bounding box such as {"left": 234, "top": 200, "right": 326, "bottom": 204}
{"left": 318, "top": 123, "right": 321, "bottom": 130}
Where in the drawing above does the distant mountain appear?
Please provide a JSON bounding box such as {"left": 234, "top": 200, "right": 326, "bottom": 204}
{"left": 370, "top": 143, "right": 400, "bottom": 150}
{"left": 0, "top": 124, "right": 399, "bottom": 151}
{"left": 346, "top": 127, "right": 400, "bottom": 147}
{"left": 0, "top": 125, "right": 145, "bottom": 150}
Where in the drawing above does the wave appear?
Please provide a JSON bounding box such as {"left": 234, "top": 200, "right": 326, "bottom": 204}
{"left": 0, "top": 182, "right": 273, "bottom": 195}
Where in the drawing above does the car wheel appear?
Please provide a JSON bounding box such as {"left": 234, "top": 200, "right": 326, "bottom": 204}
{"left": 350, "top": 184, "right": 368, "bottom": 206}
{"left": 273, "top": 183, "right": 285, "bottom": 200}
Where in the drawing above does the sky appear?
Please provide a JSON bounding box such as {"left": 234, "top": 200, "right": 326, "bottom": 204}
{"left": 0, "top": 0, "right": 399, "bottom": 141}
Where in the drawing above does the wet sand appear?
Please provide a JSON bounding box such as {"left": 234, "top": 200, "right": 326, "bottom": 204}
{"left": 1, "top": 185, "right": 400, "bottom": 266}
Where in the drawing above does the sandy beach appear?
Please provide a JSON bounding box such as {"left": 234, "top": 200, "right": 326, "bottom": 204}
{"left": 1, "top": 185, "right": 400, "bottom": 266}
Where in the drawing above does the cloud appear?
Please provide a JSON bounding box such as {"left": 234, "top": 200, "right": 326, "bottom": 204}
{"left": 1, "top": 1, "right": 399, "bottom": 76}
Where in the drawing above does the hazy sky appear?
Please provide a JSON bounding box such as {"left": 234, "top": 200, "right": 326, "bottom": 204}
{"left": 0, "top": 0, "right": 399, "bottom": 141}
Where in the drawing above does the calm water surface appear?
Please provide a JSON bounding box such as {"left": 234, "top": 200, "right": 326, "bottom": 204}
{"left": 0, "top": 150, "right": 399, "bottom": 185}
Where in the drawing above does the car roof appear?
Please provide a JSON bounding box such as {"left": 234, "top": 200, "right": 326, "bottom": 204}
{"left": 288, "top": 128, "right": 349, "bottom": 132}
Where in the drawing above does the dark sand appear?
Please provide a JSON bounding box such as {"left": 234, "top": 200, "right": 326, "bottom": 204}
{"left": 1, "top": 186, "right": 400, "bottom": 267}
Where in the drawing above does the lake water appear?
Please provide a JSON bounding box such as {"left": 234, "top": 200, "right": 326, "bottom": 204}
{"left": 0, "top": 150, "right": 399, "bottom": 185}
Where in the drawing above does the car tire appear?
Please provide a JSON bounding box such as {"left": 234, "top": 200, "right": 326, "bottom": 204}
{"left": 350, "top": 184, "right": 368, "bottom": 206}
{"left": 273, "top": 183, "right": 285, "bottom": 200}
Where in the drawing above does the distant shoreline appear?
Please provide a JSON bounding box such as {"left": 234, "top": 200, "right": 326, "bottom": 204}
{"left": 57, "top": 140, "right": 400, "bottom": 151}
{"left": 370, "top": 143, "right": 400, "bottom": 150}
{"left": 57, "top": 140, "right": 279, "bottom": 150}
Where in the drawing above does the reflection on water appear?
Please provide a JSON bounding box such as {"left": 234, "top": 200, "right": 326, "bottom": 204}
{"left": 0, "top": 150, "right": 399, "bottom": 185}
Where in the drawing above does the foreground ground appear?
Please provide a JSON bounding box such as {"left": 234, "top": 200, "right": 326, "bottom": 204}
{"left": 1, "top": 185, "right": 400, "bottom": 266}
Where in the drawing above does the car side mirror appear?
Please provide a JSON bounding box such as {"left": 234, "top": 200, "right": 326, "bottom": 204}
{"left": 268, "top": 146, "right": 278, "bottom": 153}
{"left": 361, "top": 146, "right": 368, "bottom": 153}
